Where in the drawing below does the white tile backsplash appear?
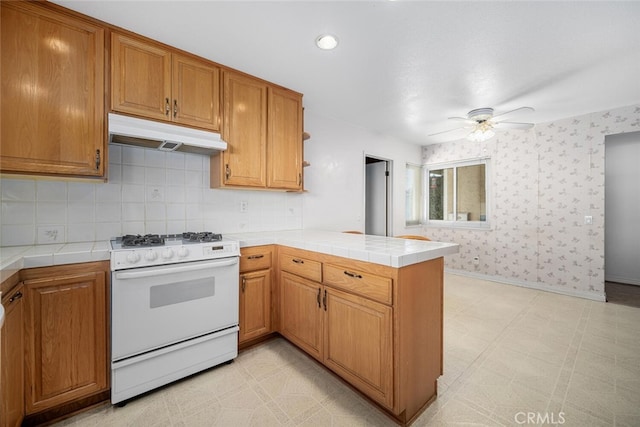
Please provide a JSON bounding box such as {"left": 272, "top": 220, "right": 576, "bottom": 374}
{"left": 0, "top": 143, "right": 304, "bottom": 246}
{"left": 1, "top": 180, "right": 35, "bottom": 201}
{"left": 37, "top": 181, "right": 67, "bottom": 202}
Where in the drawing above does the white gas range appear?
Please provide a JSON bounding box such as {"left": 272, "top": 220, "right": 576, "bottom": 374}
{"left": 109, "top": 232, "right": 240, "bottom": 405}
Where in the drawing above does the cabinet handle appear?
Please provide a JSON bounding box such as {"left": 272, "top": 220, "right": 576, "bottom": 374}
{"left": 247, "top": 254, "right": 264, "bottom": 260}
{"left": 95, "top": 149, "right": 101, "bottom": 170}
{"left": 165, "top": 98, "right": 170, "bottom": 116}
{"left": 298, "top": 173, "right": 302, "bottom": 186}
{"left": 344, "top": 271, "right": 363, "bottom": 279}
{"left": 323, "top": 289, "right": 327, "bottom": 311}
{"left": 241, "top": 276, "right": 246, "bottom": 292}
{"left": 317, "top": 287, "right": 321, "bottom": 308}
{"left": 225, "top": 164, "right": 231, "bottom": 180}
{"left": 173, "top": 99, "right": 178, "bottom": 118}
{"left": 292, "top": 258, "right": 304, "bottom": 264}
{"left": 9, "top": 291, "right": 23, "bottom": 303}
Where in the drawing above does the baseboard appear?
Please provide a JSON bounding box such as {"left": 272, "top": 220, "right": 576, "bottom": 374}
{"left": 445, "top": 268, "right": 607, "bottom": 302}
{"left": 605, "top": 275, "right": 640, "bottom": 286}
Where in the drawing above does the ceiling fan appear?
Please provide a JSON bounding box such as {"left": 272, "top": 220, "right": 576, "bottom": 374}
{"left": 429, "top": 106, "right": 535, "bottom": 142}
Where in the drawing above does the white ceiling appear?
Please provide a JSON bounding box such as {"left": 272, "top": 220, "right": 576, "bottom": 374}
{"left": 54, "top": 0, "right": 640, "bottom": 145}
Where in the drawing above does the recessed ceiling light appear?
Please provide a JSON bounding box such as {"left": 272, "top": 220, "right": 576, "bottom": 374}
{"left": 315, "top": 34, "right": 338, "bottom": 50}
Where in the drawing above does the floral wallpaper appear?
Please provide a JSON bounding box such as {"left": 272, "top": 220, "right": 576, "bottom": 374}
{"left": 423, "top": 104, "right": 640, "bottom": 300}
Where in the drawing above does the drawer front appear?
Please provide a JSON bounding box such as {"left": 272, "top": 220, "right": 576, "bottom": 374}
{"left": 240, "top": 249, "right": 272, "bottom": 273}
{"left": 323, "top": 264, "right": 392, "bottom": 305}
{"left": 279, "top": 253, "right": 322, "bottom": 282}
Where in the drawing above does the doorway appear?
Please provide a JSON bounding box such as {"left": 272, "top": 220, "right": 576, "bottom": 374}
{"left": 604, "top": 131, "right": 640, "bottom": 305}
{"left": 365, "top": 156, "right": 392, "bottom": 236}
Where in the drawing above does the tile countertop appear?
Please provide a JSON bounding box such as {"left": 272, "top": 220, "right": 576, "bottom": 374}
{"left": 0, "top": 230, "right": 460, "bottom": 282}
{"left": 0, "top": 241, "right": 111, "bottom": 283}
{"left": 226, "top": 230, "right": 459, "bottom": 268}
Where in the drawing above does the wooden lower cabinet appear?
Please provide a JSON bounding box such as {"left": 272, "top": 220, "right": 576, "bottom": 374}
{"left": 280, "top": 271, "right": 323, "bottom": 360}
{"left": 279, "top": 247, "right": 444, "bottom": 424}
{"left": 22, "top": 262, "right": 109, "bottom": 416}
{"left": 323, "top": 287, "right": 393, "bottom": 409}
{"left": 238, "top": 246, "right": 275, "bottom": 345}
{"left": 1, "top": 284, "right": 25, "bottom": 427}
{"left": 239, "top": 269, "right": 271, "bottom": 343}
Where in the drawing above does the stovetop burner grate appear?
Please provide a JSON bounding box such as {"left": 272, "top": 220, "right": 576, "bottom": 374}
{"left": 182, "top": 232, "right": 223, "bottom": 243}
{"left": 119, "top": 234, "right": 165, "bottom": 247}
{"left": 115, "top": 232, "right": 223, "bottom": 247}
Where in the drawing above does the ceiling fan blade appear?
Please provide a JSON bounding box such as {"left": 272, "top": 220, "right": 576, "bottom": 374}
{"left": 493, "top": 121, "right": 535, "bottom": 130}
{"left": 428, "top": 126, "right": 468, "bottom": 137}
{"left": 492, "top": 106, "right": 534, "bottom": 119}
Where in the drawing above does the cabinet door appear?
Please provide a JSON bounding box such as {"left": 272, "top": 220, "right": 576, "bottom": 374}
{"left": 239, "top": 269, "right": 271, "bottom": 343}
{"left": 23, "top": 270, "right": 107, "bottom": 414}
{"left": 0, "top": 2, "right": 105, "bottom": 177}
{"left": 111, "top": 33, "right": 172, "bottom": 121}
{"left": 172, "top": 54, "right": 220, "bottom": 131}
{"left": 267, "top": 87, "right": 303, "bottom": 190}
{"left": 280, "top": 271, "right": 322, "bottom": 360}
{"left": 221, "top": 72, "right": 267, "bottom": 187}
{"left": 1, "top": 284, "right": 25, "bottom": 427}
{"left": 323, "top": 287, "right": 393, "bottom": 409}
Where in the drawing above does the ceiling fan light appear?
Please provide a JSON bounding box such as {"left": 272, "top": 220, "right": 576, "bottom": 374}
{"left": 467, "top": 127, "right": 495, "bottom": 142}
{"left": 315, "top": 34, "right": 338, "bottom": 50}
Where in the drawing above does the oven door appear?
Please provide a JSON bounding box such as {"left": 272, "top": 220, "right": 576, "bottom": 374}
{"left": 111, "top": 257, "right": 239, "bottom": 361}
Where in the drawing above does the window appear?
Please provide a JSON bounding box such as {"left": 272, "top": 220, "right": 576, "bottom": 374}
{"left": 405, "top": 163, "right": 423, "bottom": 226}
{"left": 426, "top": 159, "right": 489, "bottom": 226}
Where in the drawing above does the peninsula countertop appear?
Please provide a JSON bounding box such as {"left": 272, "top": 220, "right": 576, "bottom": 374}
{"left": 0, "top": 230, "right": 459, "bottom": 283}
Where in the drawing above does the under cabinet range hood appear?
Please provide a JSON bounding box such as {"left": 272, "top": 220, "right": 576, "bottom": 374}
{"left": 108, "top": 113, "right": 227, "bottom": 155}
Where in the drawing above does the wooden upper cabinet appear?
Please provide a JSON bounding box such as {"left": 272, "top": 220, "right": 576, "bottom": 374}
{"left": 0, "top": 1, "right": 105, "bottom": 177}
{"left": 211, "top": 72, "right": 304, "bottom": 191}
{"left": 218, "top": 71, "right": 268, "bottom": 187}
{"left": 172, "top": 54, "right": 221, "bottom": 130}
{"left": 111, "top": 33, "right": 172, "bottom": 121}
{"left": 111, "top": 33, "right": 220, "bottom": 131}
{"left": 267, "top": 87, "right": 303, "bottom": 190}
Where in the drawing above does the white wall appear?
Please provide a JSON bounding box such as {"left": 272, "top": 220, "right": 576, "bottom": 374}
{"left": 422, "top": 104, "right": 640, "bottom": 301}
{"left": 302, "top": 112, "right": 423, "bottom": 236}
{"left": 605, "top": 131, "right": 640, "bottom": 285}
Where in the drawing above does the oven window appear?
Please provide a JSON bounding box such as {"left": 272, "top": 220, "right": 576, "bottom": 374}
{"left": 150, "top": 278, "right": 216, "bottom": 308}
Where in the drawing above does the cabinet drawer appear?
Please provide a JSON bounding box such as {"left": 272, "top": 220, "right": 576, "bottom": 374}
{"left": 240, "top": 249, "right": 272, "bottom": 273}
{"left": 279, "top": 253, "right": 322, "bottom": 282}
{"left": 323, "top": 264, "right": 392, "bottom": 305}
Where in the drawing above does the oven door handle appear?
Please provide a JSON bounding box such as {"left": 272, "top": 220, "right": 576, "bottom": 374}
{"left": 115, "top": 257, "right": 238, "bottom": 280}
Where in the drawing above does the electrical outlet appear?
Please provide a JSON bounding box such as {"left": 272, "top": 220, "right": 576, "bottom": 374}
{"left": 240, "top": 200, "right": 248, "bottom": 213}
{"left": 473, "top": 256, "right": 480, "bottom": 266}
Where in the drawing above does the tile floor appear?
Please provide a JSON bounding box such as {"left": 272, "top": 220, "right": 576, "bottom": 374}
{"left": 55, "top": 273, "right": 640, "bottom": 426}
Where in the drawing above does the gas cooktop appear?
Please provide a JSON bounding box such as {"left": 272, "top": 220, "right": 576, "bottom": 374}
{"left": 114, "top": 232, "right": 223, "bottom": 248}
{"left": 109, "top": 232, "right": 239, "bottom": 270}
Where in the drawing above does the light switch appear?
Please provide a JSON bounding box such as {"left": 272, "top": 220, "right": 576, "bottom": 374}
{"left": 584, "top": 215, "right": 593, "bottom": 225}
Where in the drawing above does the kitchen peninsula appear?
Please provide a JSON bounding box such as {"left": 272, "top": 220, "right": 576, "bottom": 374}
{"left": 1, "top": 231, "right": 458, "bottom": 426}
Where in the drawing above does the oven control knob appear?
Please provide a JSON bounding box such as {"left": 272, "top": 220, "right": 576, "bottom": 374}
{"left": 162, "top": 248, "right": 174, "bottom": 260}
{"left": 145, "top": 251, "right": 158, "bottom": 261}
{"left": 177, "top": 247, "right": 189, "bottom": 258}
{"left": 126, "top": 252, "right": 140, "bottom": 264}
